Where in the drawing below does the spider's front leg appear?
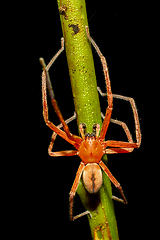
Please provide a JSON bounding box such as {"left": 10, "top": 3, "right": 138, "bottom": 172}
{"left": 86, "top": 26, "right": 113, "bottom": 140}
{"left": 40, "top": 38, "right": 82, "bottom": 147}
{"left": 40, "top": 58, "right": 73, "bottom": 145}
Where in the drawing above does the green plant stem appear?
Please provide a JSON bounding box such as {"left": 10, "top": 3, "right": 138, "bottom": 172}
{"left": 57, "top": 0, "right": 119, "bottom": 239}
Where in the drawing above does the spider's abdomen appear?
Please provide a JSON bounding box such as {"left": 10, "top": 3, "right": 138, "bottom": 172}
{"left": 82, "top": 163, "right": 103, "bottom": 193}
{"left": 78, "top": 137, "right": 104, "bottom": 163}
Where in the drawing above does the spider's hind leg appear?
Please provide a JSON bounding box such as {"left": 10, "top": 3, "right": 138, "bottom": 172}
{"left": 99, "top": 160, "right": 128, "bottom": 204}
{"left": 112, "top": 195, "right": 126, "bottom": 204}
{"left": 73, "top": 210, "right": 92, "bottom": 221}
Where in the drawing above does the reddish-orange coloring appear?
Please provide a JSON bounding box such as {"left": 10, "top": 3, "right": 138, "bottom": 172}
{"left": 40, "top": 26, "right": 141, "bottom": 221}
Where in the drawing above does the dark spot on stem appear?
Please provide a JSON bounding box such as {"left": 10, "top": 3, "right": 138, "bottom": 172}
{"left": 59, "top": 5, "right": 68, "bottom": 20}
{"left": 69, "top": 24, "right": 80, "bottom": 35}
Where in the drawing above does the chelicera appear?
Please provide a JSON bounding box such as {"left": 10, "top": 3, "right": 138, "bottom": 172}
{"left": 40, "top": 26, "right": 141, "bottom": 221}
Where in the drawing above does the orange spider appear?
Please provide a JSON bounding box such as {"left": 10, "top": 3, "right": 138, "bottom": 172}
{"left": 40, "top": 26, "right": 141, "bottom": 221}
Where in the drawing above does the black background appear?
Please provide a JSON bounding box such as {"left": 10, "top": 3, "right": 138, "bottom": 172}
{"left": 5, "top": 0, "right": 154, "bottom": 239}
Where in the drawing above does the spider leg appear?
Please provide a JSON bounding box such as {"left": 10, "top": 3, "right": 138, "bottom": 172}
{"left": 40, "top": 64, "right": 75, "bottom": 146}
{"left": 99, "top": 160, "right": 127, "bottom": 204}
{"left": 86, "top": 26, "right": 113, "bottom": 140}
{"left": 49, "top": 149, "right": 78, "bottom": 157}
{"left": 105, "top": 148, "right": 133, "bottom": 154}
{"left": 112, "top": 195, "right": 125, "bottom": 204}
{"left": 105, "top": 140, "right": 138, "bottom": 149}
{"left": 101, "top": 112, "right": 133, "bottom": 143}
{"left": 73, "top": 210, "right": 92, "bottom": 221}
{"left": 104, "top": 102, "right": 141, "bottom": 149}
{"left": 40, "top": 41, "right": 82, "bottom": 147}
{"left": 110, "top": 118, "right": 133, "bottom": 143}
{"left": 69, "top": 162, "right": 85, "bottom": 221}
{"left": 98, "top": 87, "right": 141, "bottom": 147}
{"left": 112, "top": 94, "right": 141, "bottom": 147}
{"left": 101, "top": 112, "right": 135, "bottom": 153}
{"left": 48, "top": 112, "right": 78, "bottom": 156}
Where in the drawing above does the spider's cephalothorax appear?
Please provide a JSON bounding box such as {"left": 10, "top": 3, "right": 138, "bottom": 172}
{"left": 78, "top": 123, "right": 104, "bottom": 164}
{"left": 40, "top": 26, "right": 141, "bottom": 221}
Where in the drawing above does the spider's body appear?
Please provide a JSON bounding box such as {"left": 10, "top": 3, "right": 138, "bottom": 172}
{"left": 40, "top": 26, "right": 141, "bottom": 221}
{"left": 78, "top": 131, "right": 104, "bottom": 194}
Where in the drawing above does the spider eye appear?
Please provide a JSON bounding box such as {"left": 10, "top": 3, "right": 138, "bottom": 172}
{"left": 90, "top": 133, "right": 96, "bottom": 138}
{"left": 85, "top": 133, "right": 90, "bottom": 138}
